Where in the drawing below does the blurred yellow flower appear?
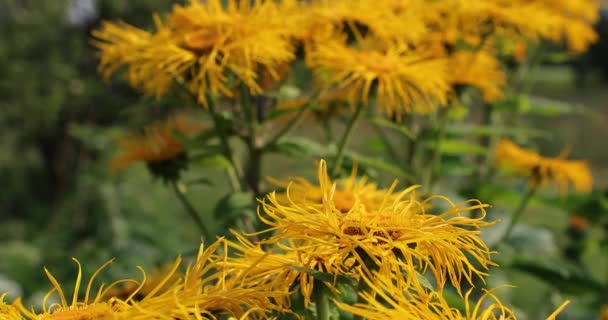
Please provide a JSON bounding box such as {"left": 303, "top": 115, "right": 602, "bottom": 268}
{"left": 600, "top": 305, "right": 608, "bottom": 320}
{"left": 94, "top": 0, "right": 296, "bottom": 106}
{"left": 259, "top": 160, "right": 495, "bottom": 294}
{"left": 111, "top": 113, "right": 205, "bottom": 173}
{"left": 495, "top": 139, "right": 593, "bottom": 193}
{"left": 308, "top": 37, "right": 450, "bottom": 117}
{"left": 448, "top": 49, "right": 506, "bottom": 102}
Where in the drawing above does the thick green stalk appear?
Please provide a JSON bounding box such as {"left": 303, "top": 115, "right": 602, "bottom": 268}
{"left": 315, "top": 286, "right": 331, "bottom": 320}
{"left": 171, "top": 181, "right": 211, "bottom": 242}
{"left": 332, "top": 102, "right": 367, "bottom": 178}
{"left": 500, "top": 186, "right": 537, "bottom": 243}
{"left": 424, "top": 109, "right": 448, "bottom": 190}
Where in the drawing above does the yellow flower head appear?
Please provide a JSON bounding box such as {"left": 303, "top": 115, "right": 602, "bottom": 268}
{"left": 308, "top": 36, "right": 450, "bottom": 117}
{"left": 495, "top": 139, "right": 593, "bottom": 193}
{"left": 15, "top": 258, "right": 128, "bottom": 320}
{"left": 421, "top": 0, "right": 599, "bottom": 52}
{"left": 269, "top": 161, "right": 404, "bottom": 214}
{"left": 336, "top": 271, "right": 518, "bottom": 320}
{"left": 114, "top": 240, "right": 289, "bottom": 320}
{"left": 448, "top": 49, "right": 506, "bottom": 102}
{"left": 93, "top": 0, "right": 296, "bottom": 106}
{"left": 259, "top": 160, "right": 495, "bottom": 295}
{"left": 111, "top": 113, "right": 205, "bottom": 173}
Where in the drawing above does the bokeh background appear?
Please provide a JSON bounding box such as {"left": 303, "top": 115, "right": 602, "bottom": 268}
{"left": 1, "top": 0, "right": 607, "bottom": 317}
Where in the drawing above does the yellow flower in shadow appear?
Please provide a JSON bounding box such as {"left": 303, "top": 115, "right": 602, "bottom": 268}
{"left": 495, "top": 139, "right": 593, "bottom": 193}
{"left": 111, "top": 113, "right": 205, "bottom": 174}
{"left": 258, "top": 160, "right": 495, "bottom": 296}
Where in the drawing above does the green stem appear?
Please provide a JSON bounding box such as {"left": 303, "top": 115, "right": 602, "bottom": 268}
{"left": 352, "top": 277, "right": 371, "bottom": 320}
{"left": 263, "top": 95, "right": 319, "bottom": 150}
{"left": 332, "top": 102, "right": 367, "bottom": 178}
{"left": 171, "top": 181, "right": 211, "bottom": 242}
{"left": 315, "top": 285, "right": 331, "bottom": 320}
{"left": 372, "top": 122, "right": 400, "bottom": 162}
{"left": 500, "top": 186, "right": 537, "bottom": 243}
{"left": 424, "top": 109, "right": 448, "bottom": 190}
{"left": 206, "top": 94, "right": 243, "bottom": 190}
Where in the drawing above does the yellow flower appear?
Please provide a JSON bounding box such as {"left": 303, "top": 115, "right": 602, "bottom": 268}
{"left": 15, "top": 258, "right": 131, "bottom": 320}
{"left": 336, "top": 270, "right": 570, "bottom": 320}
{"left": 448, "top": 49, "right": 506, "bottom": 102}
{"left": 308, "top": 36, "right": 450, "bottom": 117}
{"left": 218, "top": 231, "right": 358, "bottom": 307}
{"left": 259, "top": 160, "right": 495, "bottom": 295}
{"left": 495, "top": 139, "right": 593, "bottom": 193}
{"left": 93, "top": 18, "right": 196, "bottom": 99}
{"left": 268, "top": 161, "right": 405, "bottom": 214}
{"left": 114, "top": 240, "right": 289, "bottom": 320}
{"left": 102, "top": 263, "right": 182, "bottom": 302}
{"left": 600, "top": 305, "right": 608, "bottom": 320}
{"left": 111, "top": 113, "right": 205, "bottom": 173}
{"left": 303, "top": 0, "right": 427, "bottom": 45}
{"left": 0, "top": 294, "right": 22, "bottom": 320}
{"left": 94, "top": 0, "right": 296, "bottom": 106}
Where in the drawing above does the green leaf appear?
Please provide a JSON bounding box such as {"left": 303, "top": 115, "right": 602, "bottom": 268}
{"left": 345, "top": 152, "right": 415, "bottom": 182}
{"left": 445, "top": 124, "right": 551, "bottom": 139}
{"left": 423, "top": 139, "right": 487, "bottom": 155}
{"left": 508, "top": 256, "right": 605, "bottom": 295}
{"left": 213, "top": 191, "right": 255, "bottom": 222}
{"left": 267, "top": 137, "right": 331, "bottom": 157}
{"left": 372, "top": 117, "right": 415, "bottom": 139}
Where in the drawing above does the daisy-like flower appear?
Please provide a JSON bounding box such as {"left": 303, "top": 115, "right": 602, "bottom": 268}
{"left": 14, "top": 258, "right": 142, "bottom": 320}
{"left": 495, "top": 139, "right": 593, "bottom": 193}
{"left": 259, "top": 160, "right": 495, "bottom": 296}
{"left": 308, "top": 36, "right": 450, "bottom": 117}
{"left": 114, "top": 239, "right": 289, "bottom": 320}
{"left": 336, "top": 270, "right": 569, "bottom": 320}
{"left": 111, "top": 113, "right": 205, "bottom": 180}
{"left": 268, "top": 161, "right": 408, "bottom": 214}
{"left": 93, "top": 0, "right": 296, "bottom": 106}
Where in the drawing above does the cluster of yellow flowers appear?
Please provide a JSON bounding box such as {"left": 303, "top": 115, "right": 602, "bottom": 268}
{"left": 93, "top": 0, "right": 599, "bottom": 117}
{"left": 1, "top": 160, "right": 573, "bottom": 319}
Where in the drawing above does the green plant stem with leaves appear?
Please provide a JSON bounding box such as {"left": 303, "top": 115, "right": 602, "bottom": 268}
{"left": 205, "top": 93, "right": 244, "bottom": 191}
{"left": 500, "top": 185, "right": 537, "bottom": 243}
{"left": 332, "top": 102, "right": 367, "bottom": 177}
{"left": 314, "top": 284, "right": 332, "bottom": 320}
{"left": 170, "top": 181, "right": 211, "bottom": 242}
